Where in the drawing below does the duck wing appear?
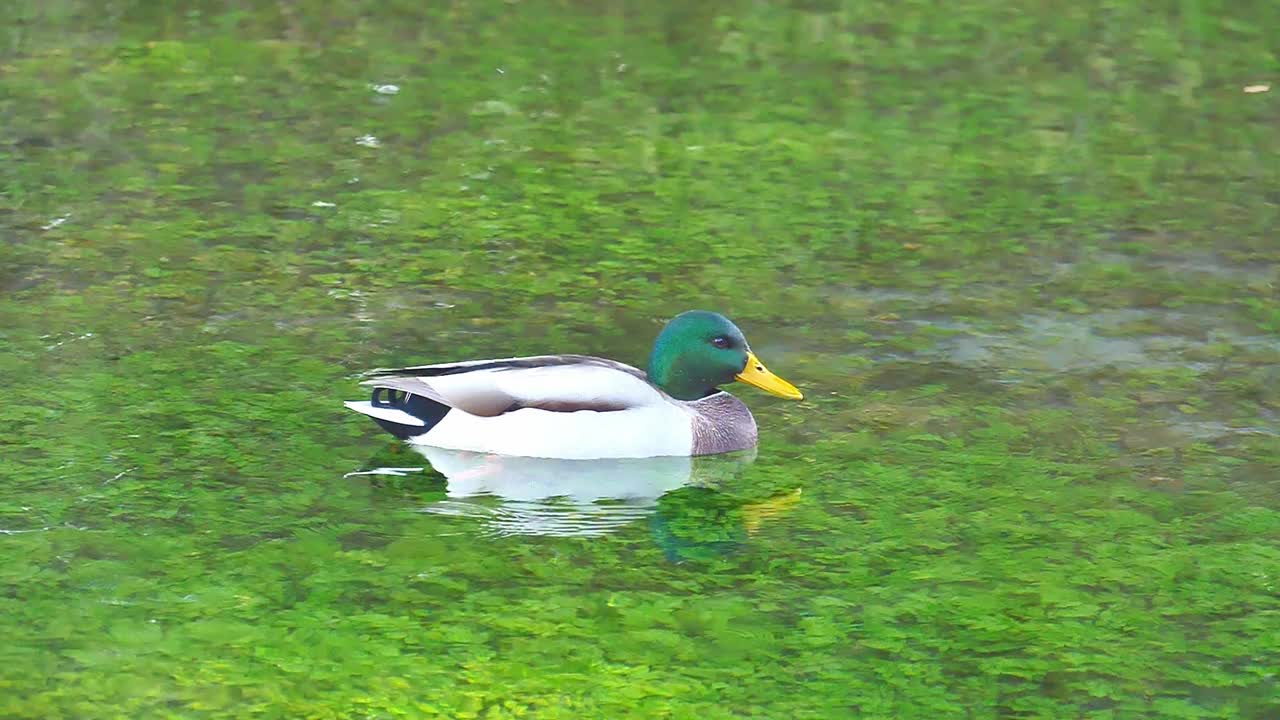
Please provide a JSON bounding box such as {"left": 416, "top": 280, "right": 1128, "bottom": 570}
{"left": 360, "top": 355, "right": 666, "bottom": 417}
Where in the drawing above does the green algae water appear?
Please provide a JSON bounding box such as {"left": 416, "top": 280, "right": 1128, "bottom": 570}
{"left": 2, "top": 1, "right": 1278, "bottom": 717}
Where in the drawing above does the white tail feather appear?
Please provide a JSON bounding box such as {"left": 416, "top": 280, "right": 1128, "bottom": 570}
{"left": 343, "top": 401, "right": 426, "bottom": 427}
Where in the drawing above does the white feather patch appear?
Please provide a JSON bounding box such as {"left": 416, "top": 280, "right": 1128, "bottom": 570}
{"left": 343, "top": 400, "right": 426, "bottom": 426}
{"left": 411, "top": 403, "right": 695, "bottom": 459}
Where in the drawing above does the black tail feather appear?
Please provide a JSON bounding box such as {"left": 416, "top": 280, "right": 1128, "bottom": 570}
{"left": 369, "top": 388, "right": 451, "bottom": 440}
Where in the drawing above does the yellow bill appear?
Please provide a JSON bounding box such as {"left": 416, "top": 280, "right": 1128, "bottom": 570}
{"left": 735, "top": 352, "right": 803, "bottom": 400}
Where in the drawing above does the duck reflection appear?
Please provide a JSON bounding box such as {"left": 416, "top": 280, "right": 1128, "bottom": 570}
{"left": 411, "top": 446, "right": 759, "bottom": 537}
{"left": 647, "top": 484, "right": 803, "bottom": 563}
{"left": 347, "top": 446, "right": 803, "bottom": 558}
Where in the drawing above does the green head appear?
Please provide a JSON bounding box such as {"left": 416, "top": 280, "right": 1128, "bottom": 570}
{"left": 647, "top": 310, "right": 803, "bottom": 402}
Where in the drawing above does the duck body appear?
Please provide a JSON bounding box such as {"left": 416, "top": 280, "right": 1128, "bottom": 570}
{"left": 345, "top": 311, "right": 801, "bottom": 460}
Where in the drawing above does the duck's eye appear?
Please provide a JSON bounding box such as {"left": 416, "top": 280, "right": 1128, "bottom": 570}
{"left": 711, "top": 336, "right": 730, "bottom": 349}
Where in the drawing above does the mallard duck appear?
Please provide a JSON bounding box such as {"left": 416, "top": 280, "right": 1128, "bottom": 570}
{"left": 344, "top": 310, "right": 802, "bottom": 459}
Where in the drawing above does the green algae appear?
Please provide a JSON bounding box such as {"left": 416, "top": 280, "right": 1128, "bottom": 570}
{"left": 2, "top": 1, "right": 1278, "bottom": 717}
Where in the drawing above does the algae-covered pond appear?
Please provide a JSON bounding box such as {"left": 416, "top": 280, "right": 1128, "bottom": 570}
{"left": 2, "top": 1, "right": 1278, "bottom": 717}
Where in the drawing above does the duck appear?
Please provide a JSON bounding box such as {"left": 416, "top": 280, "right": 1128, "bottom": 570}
{"left": 343, "top": 310, "right": 802, "bottom": 459}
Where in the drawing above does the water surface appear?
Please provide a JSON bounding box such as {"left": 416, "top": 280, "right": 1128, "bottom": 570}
{"left": 2, "top": 1, "right": 1278, "bottom": 718}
